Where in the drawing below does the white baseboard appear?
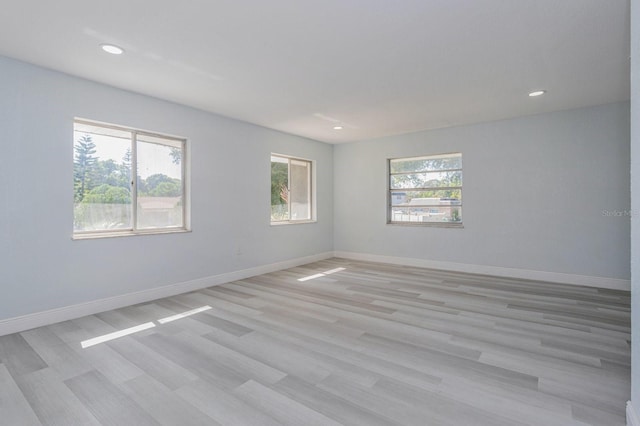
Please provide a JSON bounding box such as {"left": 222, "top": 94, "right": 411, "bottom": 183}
{"left": 0, "top": 250, "right": 628, "bottom": 337}
{"left": 333, "top": 251, "right": 631, "bottom": 291}
{"left": 628, "top": 401, "right": 640, "bottom": 426}
{"left": 0, "top": 252, "right": 333, "bottom": 337}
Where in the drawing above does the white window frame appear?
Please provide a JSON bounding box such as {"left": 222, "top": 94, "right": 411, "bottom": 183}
{"left": 388, "top": 152, "right": 463, "bottom": 227}
{"left": 73, "top": 119, "right": 189, "bottom": 239}
{"left": 270, "top": 153, "right": 315, "bottom": 225}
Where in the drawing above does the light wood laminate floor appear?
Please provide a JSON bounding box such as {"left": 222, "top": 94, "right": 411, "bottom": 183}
{"left": 0, "top": 258, "right": 630, "bottom": 425}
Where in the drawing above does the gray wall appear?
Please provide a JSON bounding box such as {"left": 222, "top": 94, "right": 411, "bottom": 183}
{"left": 334, "top": 102, "right": 630, "bottom": 280}
{"left": 0, "top": 56, "right": 333, "bottom": 321}
{"left": 631, "top": 0, "right": 639, "bottom": 414}
{"left": 0, "top": 53, "right": 631, "bottom": 329}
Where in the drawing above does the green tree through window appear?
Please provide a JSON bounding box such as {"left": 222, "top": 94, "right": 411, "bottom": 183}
{"left": 73, "top": 135, "right": 97, "bottom": 202}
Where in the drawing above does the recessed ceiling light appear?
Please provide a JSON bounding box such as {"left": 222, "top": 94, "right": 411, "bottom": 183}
{"left": 528, "top": 90, "right": 546, "bottom": 97}
{"left": 100, "top": 44, "right": 124, "bottom": 55}
{"left": 333, "top": 126, "right": 343, "bottom": 130}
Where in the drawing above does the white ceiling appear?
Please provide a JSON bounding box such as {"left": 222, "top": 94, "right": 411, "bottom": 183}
{"left": 0, "top": 1, "right": 630, "bottom": 143}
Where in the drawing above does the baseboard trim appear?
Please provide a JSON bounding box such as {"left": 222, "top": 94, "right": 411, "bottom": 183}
{"left": 0, "top": 251, "right": 333, "bottom": 337}
{"left": 333, "top": 251, "right": 631, "bottom": 291}
{"left": 1, "top": 250, "right": 628, "bottom": 337}
{"left": 628, "top": 401, "right": 640, "bottom": 426}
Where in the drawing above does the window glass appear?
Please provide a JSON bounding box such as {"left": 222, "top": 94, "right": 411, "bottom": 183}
{"left": 289, "top": 159, "right": 310, "bottom": 221}
{"left": 271, "top": 155, "right": 313, "bottom": 223}
{"left": 389, "top": 153, "right": 462, "bottom": 225}
{"left": 136, "top": 137, "right": 184, "bottom": 229}
{"left": 73, "top": 124, "right": 132, "bottom": 231}
{"left": 73, "top": 120, "right": 187, "bottom": 237}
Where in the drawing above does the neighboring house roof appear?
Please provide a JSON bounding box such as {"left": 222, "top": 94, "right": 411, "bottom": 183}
{"left": 408, "top": 198, "right": 440, "bottom": 205}
{"left": 138, "top": 197, "right": 181, "bottom": 210}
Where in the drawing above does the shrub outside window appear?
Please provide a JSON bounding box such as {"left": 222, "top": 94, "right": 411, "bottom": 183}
{"left": 388, "top": 153, "right": 462, "bottom": 225}
{"left": 271, "top": 154, "right": 313, "bottom": 223}
{"left": 73, "top": 120, "right": 187, "bottom": 238}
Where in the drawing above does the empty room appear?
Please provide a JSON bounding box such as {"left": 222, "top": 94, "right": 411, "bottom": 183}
{"left": 1, "top": 1, "right": 638, "bottom": 425}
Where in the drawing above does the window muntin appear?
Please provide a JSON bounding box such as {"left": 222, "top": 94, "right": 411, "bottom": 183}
{"left": 388, "top": 153, "right": 462, "bottom": 225}
{"left": 271, "top": 154, "right": 312, "bottom": 223}
{"left": 73, "top": 120, "right": 187, "bottom": 237}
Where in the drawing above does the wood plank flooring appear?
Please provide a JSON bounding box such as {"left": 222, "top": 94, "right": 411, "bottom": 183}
{"left": 0, "top": 258, "right": 630, "bottom": 425}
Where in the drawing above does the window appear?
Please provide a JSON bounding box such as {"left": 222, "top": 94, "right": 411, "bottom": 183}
{"left": 271, "top": 154, "right": 313, "bottom": 223}
{"left": 73, "top": 120, "right": 188, "bottom": 237}
{"left": 388, "top": 153, "right": 462, "bottom": 225}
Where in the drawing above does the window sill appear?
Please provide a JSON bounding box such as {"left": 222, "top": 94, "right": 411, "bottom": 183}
{"left": 270, "top": 220, "right": 317, "bottom": 226}
{"left": 387, "top": 222, "right": 464, "bottom": 228}
{"left": 72, "top": 228, "right": 191, "bottom": 240}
